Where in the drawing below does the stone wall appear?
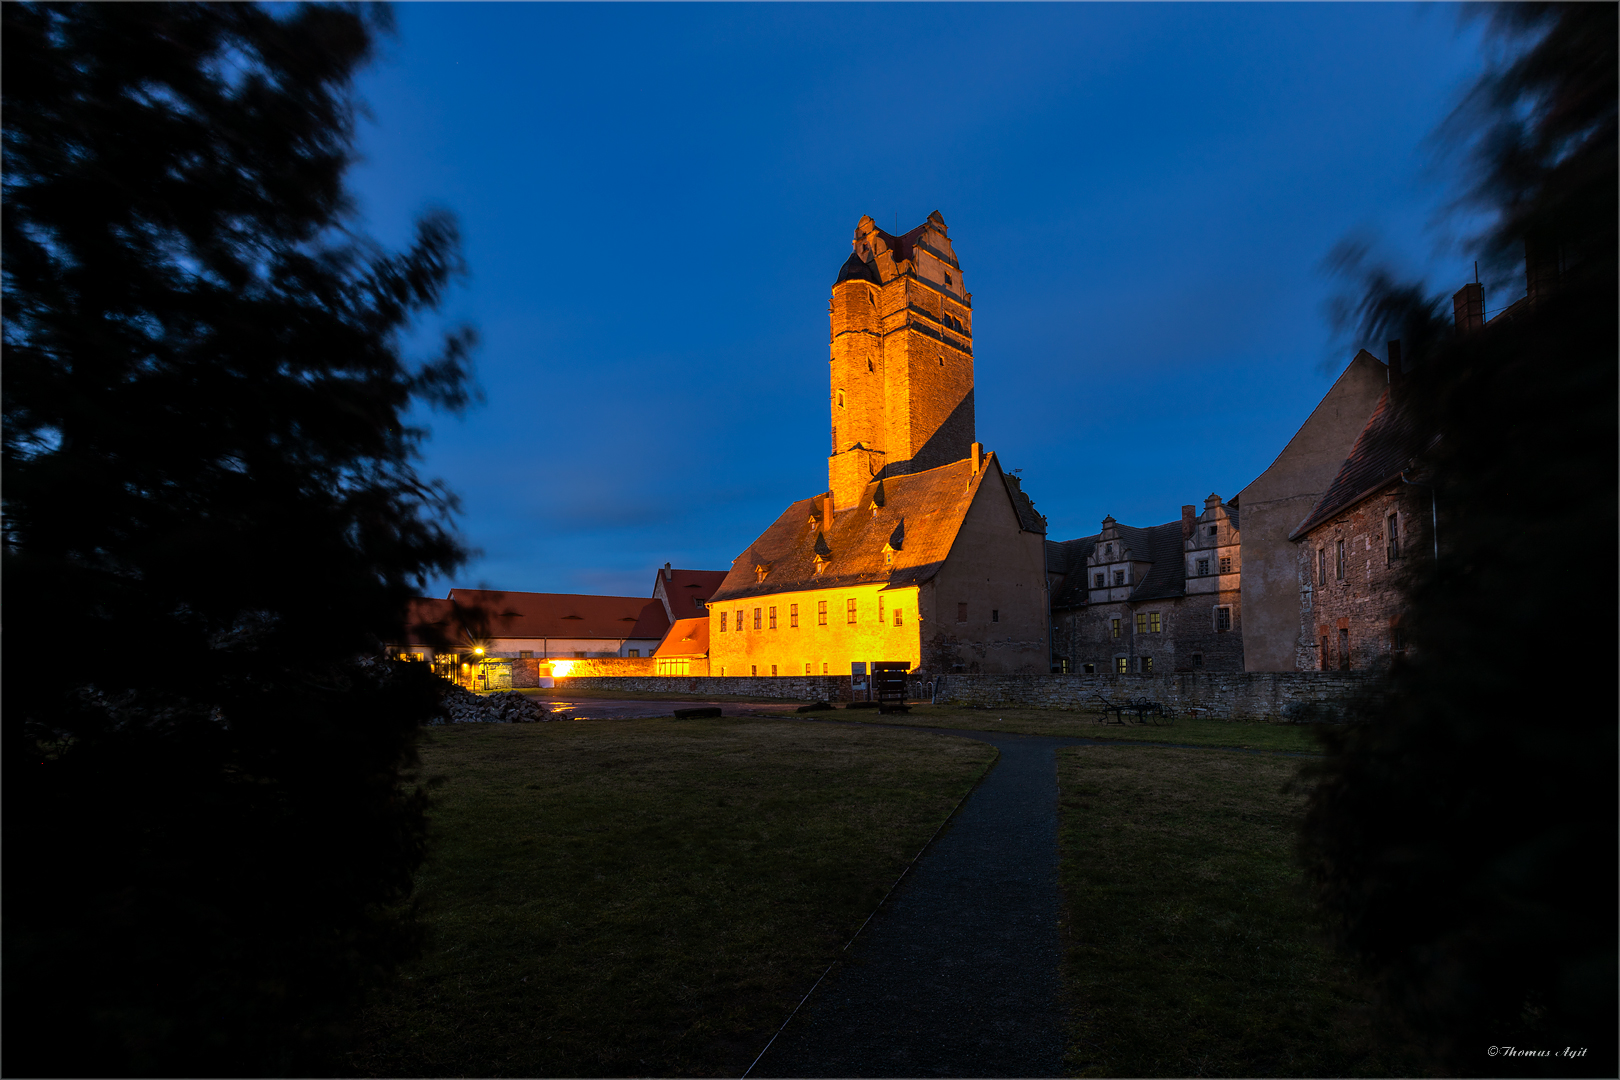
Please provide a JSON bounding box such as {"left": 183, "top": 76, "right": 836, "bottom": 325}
{"left": 555, "top": 670, "right": 1372, "bottom": 720}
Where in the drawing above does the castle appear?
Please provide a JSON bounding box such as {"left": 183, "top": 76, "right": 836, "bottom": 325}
{"left": 706, "top": 213, "right": 1051, "bottom": 677}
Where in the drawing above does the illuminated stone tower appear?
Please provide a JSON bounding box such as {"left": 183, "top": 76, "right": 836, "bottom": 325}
{"left": 827, "top": 211, "right": 976, "bottom": 508}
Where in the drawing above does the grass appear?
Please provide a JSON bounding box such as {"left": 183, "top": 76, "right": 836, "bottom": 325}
{"left": 1057, "top": 745, "right": 1426, "bottom": 1077}
{"left": 851, "top": 704, "right": 1328, "bottom": 753}
{"left": 349, "top": 717, "right": 996, "bottom": 1078}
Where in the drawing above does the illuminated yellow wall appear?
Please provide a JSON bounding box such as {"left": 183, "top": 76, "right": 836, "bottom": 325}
{"left": 707, "top": 583, "right": 921, "bottom": 678}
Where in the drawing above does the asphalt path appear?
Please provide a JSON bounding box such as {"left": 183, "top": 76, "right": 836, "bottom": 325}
{"left": 750, "top": 721, "right": 1092, "bottom": 1079}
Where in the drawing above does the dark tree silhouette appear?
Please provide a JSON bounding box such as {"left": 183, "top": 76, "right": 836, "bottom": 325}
{"left": 1301, "top": 5, "right": 1616, "bottom": 1074}
{"left": 3, "top": 4, "right": 476, "bottom": 1074}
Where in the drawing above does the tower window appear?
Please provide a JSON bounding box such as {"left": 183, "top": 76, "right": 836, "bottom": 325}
{"left": 944, "top": 272, "right": 952, "bottom": 287}
{"left": 837, "top": 389, "right": 846, "bottom": 408}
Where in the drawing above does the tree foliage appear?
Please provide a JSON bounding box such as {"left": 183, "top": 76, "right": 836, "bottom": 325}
{"left": 2, "top": 3, "right": 475, "bottom": 1073}
{"left": 1301, "top": 5, "right": 1616, "bottom": 1073}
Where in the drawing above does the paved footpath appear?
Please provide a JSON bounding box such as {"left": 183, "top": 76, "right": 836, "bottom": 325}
{"left": 751, "top": 724, "right": 1091, "bottom": 1079}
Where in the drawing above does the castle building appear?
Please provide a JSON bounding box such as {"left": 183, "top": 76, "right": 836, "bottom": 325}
{"left": 707, "top": 213, "right": 1050, "bottom": 678}
{"left": 1047, "top": 494, "right": 1244, "bottom": 674}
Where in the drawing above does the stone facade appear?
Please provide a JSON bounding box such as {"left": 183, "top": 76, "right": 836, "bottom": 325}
{"left": 1294, "top": 480, "right": 1430, "bottom": 671}
{"left": 1049, "top": 494, "right": 1242, "bottom": 675}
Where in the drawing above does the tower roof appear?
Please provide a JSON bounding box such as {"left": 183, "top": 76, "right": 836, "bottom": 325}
{"left": 835, "top": 251, "right": 881, "bottom": 285}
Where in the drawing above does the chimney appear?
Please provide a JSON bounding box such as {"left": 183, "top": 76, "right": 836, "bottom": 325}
{"left": 1181, "top": 505, "right": 1196, "bottom": 541}
{"left": 663, "top": 562, "right": 672, "bottom": 580}
{"left": 1452, "top": 282, "right": 1484, "bottom": 333}
{"left": 970, "top": 442, "right": 983, "bottom": 474}
{"left": 1387, "top": 340, "right": 1403, "bottom": 391}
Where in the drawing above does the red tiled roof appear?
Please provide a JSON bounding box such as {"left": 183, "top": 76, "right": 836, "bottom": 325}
{"left": 653, "top": 617, "right": 710, "bottom": 659}
{"left": 406, "top": 589, "right": 670, "bottom": 645}
{"left": 710, "top": 454, "right": 1031, "bottom": 605}
{"left": 1289, "top": 388, "right": 1435, "bottom": 540}
{"left": 655, "top": 568, "right": 729, "bottom": 621}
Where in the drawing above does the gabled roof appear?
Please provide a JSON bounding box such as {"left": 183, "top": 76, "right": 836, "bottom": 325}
{"left": 709, "top": 455, "right": 1005, "bottom": 605}
{"left": 1047, "top": 535, "right": 1098, "bottom": 607}
{"left": 1289, "top": 387, "right": 1433, "bottom": 540}
{"left": 653, "top": 617, "right": 710, "bottom": 659}
{"left": 1047, "top": 519, "right": 1188, "bottom": 609}
{"left": 408, "top": 589, "right": 671, "bottom": 644}
{"left": 655, "top": 568, "right": 728, "bottom": 621}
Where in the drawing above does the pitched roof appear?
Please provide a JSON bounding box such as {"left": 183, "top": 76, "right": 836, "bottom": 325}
{"left": 1003, "top": 473, "right": 1048, "bottom": 534}
{"left": 1289, "top": 387, "right": 1433, "bottom": 539}
{"left": 653, "top": 617, "right": 710, "bottom": 659}
{"left": 710, "top": 455, "right": 1013, "bottom": 605}
{"left": 410, "top": 589, "right": 671, "bottom": 644}
{"left": 835, "top": 251, "right": 881, "bottom": 285}
{"left": 655, "top": 568, "right": 728, "bottom": 621}
{"left": 1047, "top": 519, "right": 1188, "bottom": 609}
{"left": 1047, "top": 536, "right": 1099, "bottom": 608}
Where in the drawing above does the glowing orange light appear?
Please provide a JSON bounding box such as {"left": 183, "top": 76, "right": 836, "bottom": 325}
{"left": 549, "top": 659, "right": 575, "bottom": 678}
{"left": 473, "top": 647, "right": 484, "bottom": 656}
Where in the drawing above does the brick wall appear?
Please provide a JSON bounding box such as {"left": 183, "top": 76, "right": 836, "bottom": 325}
{"left": 556, "top": 670, "right": 1371, "bottom": 720}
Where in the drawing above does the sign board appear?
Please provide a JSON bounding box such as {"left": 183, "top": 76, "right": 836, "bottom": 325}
{"left": 850, "top": 661, "right": 868, "bottom": 700}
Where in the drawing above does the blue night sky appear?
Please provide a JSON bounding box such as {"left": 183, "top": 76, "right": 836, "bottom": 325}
{"left": 347, "top": 3, "right": 1491, "bottom": 600}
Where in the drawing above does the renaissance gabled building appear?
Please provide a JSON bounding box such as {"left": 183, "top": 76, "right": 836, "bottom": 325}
{"left": 708, "top": 213, "right": 1051, "bottom": 677}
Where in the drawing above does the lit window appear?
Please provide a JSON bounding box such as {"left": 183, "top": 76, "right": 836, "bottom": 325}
{"left": 769, "top": 606, "right": 777, "bottom": 630}
{"left": 992, "top": 609, "right": 999, "bottom": 623}
{"left": 1113, "top": 570, "right": 1125, "bottom": 586}
{"left": 846, "top": 598, "right": 857, "bottom": 624}
{"left": 893, "top": 608, "right": 903, "bottom": 627}
{"left": 1335, "top": 539, "right": 1346, "bottom": 581}
{"left": 751, "top": 665, "right": 757, "bottom": 676}
{"left": 957, "top": 602, "right": 968, "bottom": 622}
{"left": 817, "top": 600, "right": 828, "bottom": 626}
{"left": 790, "top": 603, "right": 799, "bottom": 628}
{"left": 720, "top": 612, "right": 728, "bottom": 632}
{"left": 1215, "top": 607, "right": 1232, "bottom": 632}
{"left": 1134, "top": 613, "right": 1147, "bottom": 634}
{"left": 1110, "top": 618, "right": 1121, "bottom": 639}
{"left": 754, "top": 607, "right": 763, "bottom": 630}
{"left": 771, "top": 665, "right": 777, "bottom": 676}
{"left": 1115, "top": 657, "right": 1128, "bottom": 673}
{"left": 1140, "top": 656, "right": 1153, "bottom": 673}
{"left": 1219, "top": 556, "right": 1232, "bottom": 574}
{"left": 1149, "top": 613, "right": 1161, "bottom": 633}
{"left": 1196, "top": 558, "right": 1209, "bottom": 576}
{"left": 1093, "top": 572, "right": 1104, "bottom": 588}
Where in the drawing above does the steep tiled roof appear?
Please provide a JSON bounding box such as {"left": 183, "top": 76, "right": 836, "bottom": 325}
{"left": 1003, "top": 473, "right": 1048, "bottom": 534}
{"left": 1047, "top": 536, "right": 1099, "bottom": 608}
{"left": 1289, "top": 388, "right": 1433, "bottom": 540}
{"left": 653, "top": 617, "right": 709, "bottom": 659}
{"left": 1047, "top": 519, "right": 1188, "bottom": 608}
{"left": 835, "top": 251, "right": 881, "bottom": 285}
{"left": 417, "top": 589, "right": 671, "bottom": 644}
{"left": 655, "top": 568, "right": 728, "bottom": 621}
{"left": 710, "top": 455, "right": 1002, "bottom": 604}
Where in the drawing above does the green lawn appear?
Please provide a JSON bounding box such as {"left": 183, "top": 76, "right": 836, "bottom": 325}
{"left": 1057, "top": 745, "right": 1426, "bottom": 1077}
{"left": 349, "top": 717, "right": 996, "bottom": 1078}
{"left": 856, "top": 704, "right": 1328, "bottom": 753}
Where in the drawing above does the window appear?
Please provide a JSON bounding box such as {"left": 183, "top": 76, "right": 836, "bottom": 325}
{"left": 1115, "top": 657, "right": 1129, "bottom": 674}
{"left": 1338, "top": 628, "right": 1351, "bottom": 670}
{"left": 751, "top": 665, "right": 757, "bottom": 676}
{"left": 519, "top": 650, "right": 533, "bottom": 659}
{"left": 1196, "top": 558, "right": 1210, "bottom": 576}
{"left": 1318, "top": 549, "right": 1327, "bottom": 586}
{"left": 1140, "top": 656, "right": 1153, "bottom": 674}
{"left": 736, "top": 609, "right": 744, "bottom": 632}
{"left": 817, "top": 600, "right": 828, "bottom": 626}
{"left": 574, "top": 651, "right": 587, "bottom": 658}
{"left": 822, "top": 662, "right": 829, "bottom": 674}
{"left": 769, "top": 606, "right": 777, "bottom": 630}
{"left": 837, "top": 389, "right": 846, "bottom": 407}
{"left": 1110, "top": 617, "right": 1121, "bottom": 639}
{"left": 893, "top": 608, "right": 903, "bottom": 626}
{"left": 790, "top": 603, "right": 799, "bottom": 628}
{"left": 694, "top": 597, "right": 706, "bottom": 612}
{"left": 1386, "top": 514, "right": 1401, "bottom": 562}
{"left": 1391, "top": 624, "right": 1405, "bottom": 652}
{"left": 1215, "top": 607, "right": 1232, "bottom": 632}
{"left": 944, "top": 271, "right": 952, "bottom": 287}
{"left": 1219, "top": 556, "right": 1232, "bottom": 574}
{"left": 1191, "top": 653, "right": 1203, "bottom": 670}
{"left": 1320, "top": 634, "right": 1329, "bottom": 670}
{"left": 957, "top": 603, "right": 968, "bottom": 622}
{"left": 846, "top": 598, "right": 857, "bottom": 624}
{"left": 1105, "top": 543, "right": 1113, "bottom": 556}
{"left": 1135, "top": 613, "right": 1147, "bottom": 634}
{"left": 720, "top": 612, "right": 728, "bottom": 632}
{"left": 992, "top": 609, "right": 999, "bottom": 623}
{"left": 627, "top": 649, "right": 639, "bottom": 658}
{"left": 1208, "top": 525, "right": 1217, "bottom": 536}
{"left": 938, "top": 357, "right": 944, "bottom": 366}
{"left": 753, "top": 607, "right": 763, "bottom": 630}
{"left": 1149, "top": 612, "right": 1161, "bottom": 633}
{"left": 878, "top": 596, "right": 885, "bottom": 624}
{"left": 1113, "top": 570, "right": 1125, "bottom": 586}
{"left": 1094, "top": 572, "right": 1105, "bottom": 588}
{"left": 1335, "top": 539, "right": 1346, "bottom": 581}
{"left": 771, "top": 665, "right": 777, "bottom": 676}
{"left": 1083, "top": 663, "right": 1096, "bottom": 674}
